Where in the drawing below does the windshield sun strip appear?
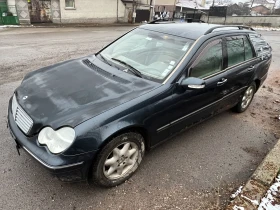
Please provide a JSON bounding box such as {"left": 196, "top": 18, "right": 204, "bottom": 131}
{"left": 140, "top": 28, "right": 196, "bottom": 41}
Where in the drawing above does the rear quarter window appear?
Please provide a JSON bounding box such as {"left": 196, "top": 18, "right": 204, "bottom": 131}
{"left": 249, "top": 33, "right": 272, "bottom": 58}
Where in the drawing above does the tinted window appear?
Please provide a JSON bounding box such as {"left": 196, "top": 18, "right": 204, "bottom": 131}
{"left": 244, "top": 36, "right": 254, "bottom": 60}
{"left": 190, "top": 40, "right": 223, "bottom": 78}
{"left": 226, "top": 37, "right": 244, "bottom": 67}
{"left": 249, "top": 33, "right": 271, "bottom": 58}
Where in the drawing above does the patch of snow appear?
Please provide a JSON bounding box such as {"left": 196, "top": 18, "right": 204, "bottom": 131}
{"left": 258, "top": 174, "right": 280, "bottom": 210}
{"left": 231, "top": 186, "right": 243, "bottom": 199}
{"left": 176, "top": 0, "right": 210, "bottom": 10}
{"left": 0, "top": 25, "right": 20, "bottom": 28}
{"left": 253, "top": 27, "right": 280, "bottom": 31}
{"left": 233, "top": 205, "right": 245, "bottom": 210}
{"left": 252, "top": 3, "right": 262, "bottom": 7}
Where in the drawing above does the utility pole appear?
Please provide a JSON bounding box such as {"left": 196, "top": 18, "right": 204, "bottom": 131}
{"left": 250, "top": 0, "right": 255, "bottom": 10}
{"left": 271, "top": 0, "right": 276, "bottom": 14}
{"left": 150, "top": 0, "right": 153, "bottom": 21}
{"left": 207, "top": 0, "right": 214, "bottom": 23}
{"left": 117, "top": 0, "right": 119, "bottom": 23}
{"left": 132, "top": 0, "right": 136, "bottom": 23}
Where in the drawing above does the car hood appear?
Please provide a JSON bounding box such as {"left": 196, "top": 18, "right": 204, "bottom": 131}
{"left": 15, "top": 55, "right": 160, "bottom": 135}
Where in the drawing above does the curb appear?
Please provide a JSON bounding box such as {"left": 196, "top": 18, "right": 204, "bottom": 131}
{"left": 226, "top": 139, "right": 280, "bottom": 209}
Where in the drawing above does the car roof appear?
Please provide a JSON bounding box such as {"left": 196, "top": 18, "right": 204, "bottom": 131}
{"left": 139, "top": 23, "right": 253, "bottom": 40}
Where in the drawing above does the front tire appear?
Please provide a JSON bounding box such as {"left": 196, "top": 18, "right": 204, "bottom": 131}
{"left": 92, "top": 132, "right": 145, "bottom": 187}
{"left": 233, "top": 82, "right": 256, "bottom": 113}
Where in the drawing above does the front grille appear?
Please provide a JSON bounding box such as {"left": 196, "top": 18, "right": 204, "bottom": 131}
{"left": 12, "top": 95, "right": 33, "bottom": 134}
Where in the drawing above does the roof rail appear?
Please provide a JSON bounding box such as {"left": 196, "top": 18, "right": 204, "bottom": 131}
{"left": 148, "top": 19, "right": 174, "bottom": 24}
{"left": 204, "top": 25, "right": 255, "bottom": 35}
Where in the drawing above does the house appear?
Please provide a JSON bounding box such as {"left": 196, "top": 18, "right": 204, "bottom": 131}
{"left": 12, "top": 0, "right": 134, "bottom": 24}
{"left": 152, "top": 0, "right": 176, "bottom": 20}
{"left": 174, "top": 0, "right": 209, "bottom": 20}
{"left": 59, "top": 0, "right": 127, "bottom": 23}
{"left": 251, "top": 4, "right": 271, "bottom": 15}
{"left": 122, "top": 0, "right": 151, "bottom": 23}
{"left": 227, "top": 3, "right": 241, "bottom": 15}
{"left": 274, "top": 8, "right": 280, "bottom": 14}
{"left": 252, "top": 0, "right": 275, "bottom": 10}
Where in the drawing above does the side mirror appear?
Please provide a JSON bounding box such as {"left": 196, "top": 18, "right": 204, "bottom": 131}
{"left": 180, "top": 77, "right": 205, "bottom": 89}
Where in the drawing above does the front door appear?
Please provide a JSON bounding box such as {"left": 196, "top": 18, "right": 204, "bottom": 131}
{"left": 29, "top": 0, "right": 52, "bottom": 23}
{"left": 151, "top": 38, "right": 229, "bottom": 146}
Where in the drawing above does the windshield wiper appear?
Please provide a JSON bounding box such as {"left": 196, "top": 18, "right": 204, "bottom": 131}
{"left": 111, "top": 58, "right": 142, "bottom": 78}
{"left": 98, "top": 53, "right": 112, "bottom": 66}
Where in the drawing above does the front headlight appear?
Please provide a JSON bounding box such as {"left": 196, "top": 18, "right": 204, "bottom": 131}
{"left": 38, "top": 127, "right": 76, "bottom": 154}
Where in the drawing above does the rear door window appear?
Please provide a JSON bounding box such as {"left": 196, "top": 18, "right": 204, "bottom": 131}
{"left": 226, "top": 36, "right": 245, "bottom": 67}
{"left": 226, "top": 35, "right": 256, "bottom": 67}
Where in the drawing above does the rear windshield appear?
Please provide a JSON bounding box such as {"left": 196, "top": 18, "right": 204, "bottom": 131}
{"left": 249, "top": 33, "right": 272, "bottom": 58}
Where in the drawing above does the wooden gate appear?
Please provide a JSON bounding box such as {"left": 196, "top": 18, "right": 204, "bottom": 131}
{"left": 29, "top": 0, "right": 52, "bottom": 23}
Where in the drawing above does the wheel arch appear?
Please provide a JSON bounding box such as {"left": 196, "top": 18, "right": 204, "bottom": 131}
{"left": 99, "top": 125, "right": 150, "bottom": 152}
{"left": 87, "top": 125, "right": 149, "bottom": 181}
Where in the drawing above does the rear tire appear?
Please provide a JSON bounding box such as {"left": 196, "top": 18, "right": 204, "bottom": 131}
{"left": 233, "top": 82, "right": 256, "bottom": 113}
{"left": 91, "top": 132, "right": 145, "bottom": 188}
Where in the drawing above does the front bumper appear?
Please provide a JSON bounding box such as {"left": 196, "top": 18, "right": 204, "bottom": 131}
{"left": 7, "top": 100, "right": 98, "bottom": 182}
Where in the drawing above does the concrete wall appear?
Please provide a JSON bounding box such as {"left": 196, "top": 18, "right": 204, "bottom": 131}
{"left": 154, "top": 0, "right": 176, "bottom": 5}
{"left": 60, "top": 0, "right": 126, "bottom": 23}
{"left": 15, "top": 0, "right": 30, "bottom": 24}
{"left": 7, "top": 0, "right": 15, "bottom": 5}
{"left": 51, "top": 0, "right": 61, "bottom": 23}
{"left": 201, "top": 15, "right": 280, "bottom": 27}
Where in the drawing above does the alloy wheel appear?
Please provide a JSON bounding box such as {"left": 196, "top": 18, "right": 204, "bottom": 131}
{"left": 241, "top": 86, "right": 254, "bottom": 109}
{"left": 103, "top": 142, "right": 139, "bottom": 180}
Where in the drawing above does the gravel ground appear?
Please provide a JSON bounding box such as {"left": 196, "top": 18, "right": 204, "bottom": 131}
{"left": 0, "top": 27, "right": 279, "bottom": 210}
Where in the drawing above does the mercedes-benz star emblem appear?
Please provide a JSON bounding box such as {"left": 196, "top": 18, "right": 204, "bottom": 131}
{"left": 23, "top": 96, "right": 28, "bottom": 100}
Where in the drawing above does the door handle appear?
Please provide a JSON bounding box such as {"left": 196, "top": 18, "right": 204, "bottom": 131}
{"left": 217, "top": 78, "right": 227, "bottom": 86}
{"left": 247, "top": 65, "right": 255, "bottom": 72}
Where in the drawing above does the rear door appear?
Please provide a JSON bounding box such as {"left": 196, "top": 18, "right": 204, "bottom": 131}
{"left": 220, "top": 35, "right": 258, "bottom": 109}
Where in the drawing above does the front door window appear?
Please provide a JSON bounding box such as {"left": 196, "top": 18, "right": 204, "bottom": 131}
{"left": 190, "top": 40, "right": 223, "bottom": 79}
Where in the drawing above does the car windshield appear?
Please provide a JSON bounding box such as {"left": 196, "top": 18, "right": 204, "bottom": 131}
{"left": 99, "top": 28, "right": 194, "bottom": 82}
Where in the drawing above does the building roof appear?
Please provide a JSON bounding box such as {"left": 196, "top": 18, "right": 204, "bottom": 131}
{"left": 139, "top": 23, "right": 222, "bottom": 39}
{"left": 252, "top": 4, "right": 270, "bottom": 9}
{"left": 254, "top": 0, "right": 275, "bottom": 4}
{"left": 176, "top": 0, "right": 210, "bottom": 10}
{"left": 265, "top": 0, "right": 275, "bottom": 3}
